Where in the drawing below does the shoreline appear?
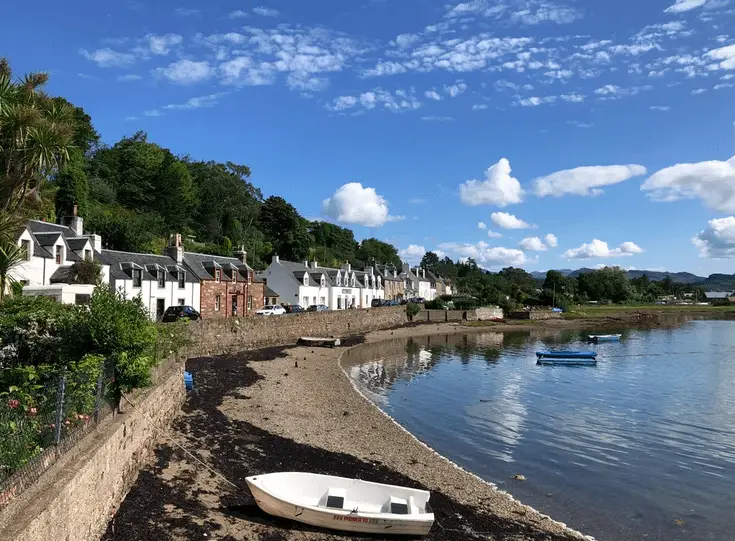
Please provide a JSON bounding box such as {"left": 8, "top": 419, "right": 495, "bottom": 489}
{"left": 102, "top": 314, "right": 719, "bottom": 540}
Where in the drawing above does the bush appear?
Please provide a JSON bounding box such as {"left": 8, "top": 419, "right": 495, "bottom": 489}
{"left": 424, "top": 299, "right": 446, "bottom": 310}
{"left": 405, "top": 303, "right": 421, "bottom": 319}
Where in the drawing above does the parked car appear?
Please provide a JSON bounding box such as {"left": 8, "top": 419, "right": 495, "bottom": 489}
{"left": 161, "top": 305, "right": 201, "bottom": 322}
{"left": 283, "top": 304, "right": 306, "bottom": 314}
{"left": 371, "top": 299, "right": 384, "bottom": 308}
{"left": 256, "top": 305, "right": 286, "bottom": 316}
{"left": 307, "top": 304, "right": 330, "bottom": 312}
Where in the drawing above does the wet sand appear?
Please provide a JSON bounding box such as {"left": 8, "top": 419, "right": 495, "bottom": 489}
{"left": 102, "top": 322, "right": 601, "bottom": 541}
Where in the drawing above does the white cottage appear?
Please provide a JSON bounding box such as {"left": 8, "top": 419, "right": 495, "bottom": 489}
{"left": 260, "top": 256, "right": 331, "bottom": 309}
{"left": 99, "top": 250, "right": 200, "bottom": 321}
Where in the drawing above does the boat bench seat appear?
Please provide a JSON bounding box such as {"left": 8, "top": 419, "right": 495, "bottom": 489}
{"left": 325, "top": 488, "right": 347, "bottom": 509}
{"left": 388, "top": 496, "right": 410, "bottom": 515}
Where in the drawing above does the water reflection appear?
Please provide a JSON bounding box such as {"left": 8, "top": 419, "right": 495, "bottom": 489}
{"left": 344, "top": 321, "right": 735, "bottom": 541}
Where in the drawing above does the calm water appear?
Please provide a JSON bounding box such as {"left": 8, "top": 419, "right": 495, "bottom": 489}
{"left": 343, "top": 321, "right": 735, "bottom": 541}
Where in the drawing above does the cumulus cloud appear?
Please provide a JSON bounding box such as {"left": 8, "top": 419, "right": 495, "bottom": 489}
{"left": 228, "top": 9, "right": 250, "bottom": 18}
{"left": 641, "top": 156, "right": 735, "bottom": 212}
{"left": 326, "top": 89, "right": 421, "bottom": 113}
{"left": 445, "top": 82, "right": 467, "bottom": 97}
{"left": 145, "top": 33, "right": 182, "bottom": 55}
{"left": 517, "top": 96, "right": 557, "bottom": 106}
{"left": 519, "top": 237, "right": 548, "bottom": 251}
{"left": 156, "top": 59, "right": 213, "bottom": 84}
{"left": 704, "top": 44, "right": 735, "bottom": 70}
{"left": 459, "top": 159, "right": 525, "bottom": 207}
{"left": 692, "top": 217, "right": 735, "bottom": 258}
{"left": 533, "top": 164, "right": 647, "bottom": 197}
{"left": 399, "top": 245, "right": 427, "bottom": 264}
{"left": 664, "top": 0, "right": 707, "bottom": 12}
{"left": 424, "top": 90, "right": 442, "bottom": 100}
{"left": 491, "top": 211, "right": 533, "bottom": 229}
{"left": 437, "top": 241, "right": 527, "bottom": 268}
{"left": 322, "top": 183, "right": 403, "bottom": 227}
{"left": 477, "top": 222, "right": 488, "bottom": 230}
{"left": 650, "top": 105, "right": 671, "bottom": 111}
{"left": 544, "top": 233, "right": 558, "bottom": 247}
{"left": 487, "top": 230, "right": 503, "bottom": 238}
{"left": 80, "top": 48, "right": 135, "bottom": 68}
{"left": 252, "top": 6, "right": 280, "bottom": 16}
{"left": 162, "top": 92, "right": 229, "bottom": 111}
{"left": 560, "top": 93, "right": 585, "bottom": 102}
{"left": 563, "top": 239, "right": 644, "bottom": 259}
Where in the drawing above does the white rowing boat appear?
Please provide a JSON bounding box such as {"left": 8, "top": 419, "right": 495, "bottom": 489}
{"left": 245, "top": 472, "right": 435, "bottom": 536}
{"left": 587, "top": 334, "right": 622, "bottom": 342}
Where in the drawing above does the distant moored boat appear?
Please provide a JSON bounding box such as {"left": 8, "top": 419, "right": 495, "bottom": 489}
{"left": 587, "top": 334, "right": 622, "bottom": 343}
{"left": 536, "top": 351, "right": 597, "bottom": 366}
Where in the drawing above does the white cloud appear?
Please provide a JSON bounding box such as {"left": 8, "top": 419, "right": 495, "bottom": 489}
{"left": 560, "top": 93, "right": 585, "bottom": 103}
{"left": 487, "top": 230, "right": 503, "bottom": 238}
{"left": 117, "top": 74, "right": 142, "bottom": 82}
{"left": 328, "top": 89, "right": 421, "bottom": 113}
{"left": 459, "top": 158, "right": 525, "bottom": 207}
{"left": 517, "top": 95, "right": 557, "bottom": 106}
{"left": 424, "top": 90, "right": 442, "bottom": 100}
{"left": 156, "top": 59, "right": 213, "bottom": 84}
{"left": 174, "top": 8, "right": 200, "bottom": 16}
{"left": 533, "top": 164, "right": 647, "bottom": 197}
{"left": 472, "top": 103, "right": 489, "bottom": 110}
{"left": 594, "top": 84, "right": 621, "bottom": 95}
{"left": 228, "top": 9, "right": 250, "bottom": 18}
{"left": 80, "top": 48, "right": 135, "bottom": 68}
{"left": 563, "top": 239, "right": 644, "bottom": 259}
{"left": 322, "top": 183, "right": 403, "bottom": 227}
{"left": 567, "top": 120, "right": 594, "bottom": 128}
{"left": 437, "top": 241, "right": 527, "bottom": 268}
{"left": 691, "top": 88, "right": 708, "bottom": 95}
{"left": 445, "top": 82, "right": 467, "bottom": 97}
{"left": 664, "top": 0, "right": 707, "bottom": 12}
{"left": 491, "top": 211, "right": 533, "bottom": 229}
{"left": 519, "top": 236, "right": 548, "bottom": 251}
{"left": 704, "top": 44, "right": 735, "bottom": 70}
{"left": 650, "top": 105, "right": 671, "bottom": 111}
{"left": 399, "top": 245, "right": 426, "bottom": 264}
{"left": 421, "top": 116, "right": 454, "bottom": 121}
{"left": 642, "top": 156, "right": 735, "bottom": 212}
{"left": 692, "top": 217, "right": 735, "bottom": 258}
{"left": 145, "top": 33, "right": 182, "bottom": 55}
{"left": 544, "top": 233, "right": 558, "bottom": 247}
{"left": 477, "top": 221, "right": 487, "bottom": 230}
{"left": 162, "top": 92, "right": 229, "bottom": 111}
{"left": 252, "top": 6, "right": 280, "bottom": 17}
{"left": 144, "top": 109, "right": 163, "bottom": 117}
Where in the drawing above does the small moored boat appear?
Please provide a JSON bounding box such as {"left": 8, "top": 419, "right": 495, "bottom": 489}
{"left": 587, "top": 334, "right": 622, "bottom": 343}
{"left": 536, "top": 351, "right": 597, "bottom": 359}
{"left": 246, "top": 472, "right": 435, "bottom": 536}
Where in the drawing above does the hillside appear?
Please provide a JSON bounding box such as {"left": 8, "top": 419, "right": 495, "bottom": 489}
{"left": 531, "top": 268, "right": 711, "bottom": 286}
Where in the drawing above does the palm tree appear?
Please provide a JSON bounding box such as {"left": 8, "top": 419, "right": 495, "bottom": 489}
{"left": 0, "top": 57, "right": 75, "bottom": 218}
{"left": 0, "top": 242, "right": 25, "bottom": 301}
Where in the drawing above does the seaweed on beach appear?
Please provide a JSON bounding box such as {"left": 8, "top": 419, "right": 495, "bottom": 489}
{"left": 102, "top": 348, "right": 579, "bottom": 541}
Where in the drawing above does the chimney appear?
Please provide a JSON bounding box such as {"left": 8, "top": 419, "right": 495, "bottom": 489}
{"left": 311, "top": 261, "right": 318, "bottom": 269}
{"left": 341, "top": 262, "right": 351, "bottom": 273}
{"left": 422, "top": 268, "right": 426, "bottom": 278}
{"left": 303, "top": 260, "right": 309, "bottom": 268}
{"left": 164, "top": 233, "right": 184, "bottom": 264}
{"left": 272, "top": 254, "right": 280, "bottom": 264}
{"left": 85, "top": 233, "right": 102, "bottom": 254}
{"left": 64, "top": 205, "right": 84, "bottom": 236}
{"left": 402, "top": 263, "right": 410, "bottom": 274}
{"left": 237, "top": 245, "right": 248, "bottom": 265}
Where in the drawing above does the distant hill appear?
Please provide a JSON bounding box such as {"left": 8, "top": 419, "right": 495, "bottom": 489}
{"left": 531, "top": 268, "right": 711, "bottom": 285}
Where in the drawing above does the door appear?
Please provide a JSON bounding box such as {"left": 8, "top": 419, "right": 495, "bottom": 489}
{"left": 156, "top": 299, "right": 165, "bottom": 320}
{"left": 232, "top": 295, "right": 238, "bottom": 316}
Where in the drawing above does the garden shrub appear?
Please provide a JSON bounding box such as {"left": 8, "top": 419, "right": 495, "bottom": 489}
{"left": 406, "top": 302, "right": 421, "bottom": 319}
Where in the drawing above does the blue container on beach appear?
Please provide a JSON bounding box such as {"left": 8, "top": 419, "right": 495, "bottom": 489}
{"left": 184, "top": 371, "right": 194, "bottom": 391}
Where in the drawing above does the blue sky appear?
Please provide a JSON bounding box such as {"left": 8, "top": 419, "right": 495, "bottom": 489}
{"left": 3, "top": 0, "right": 735, "bottom": 275}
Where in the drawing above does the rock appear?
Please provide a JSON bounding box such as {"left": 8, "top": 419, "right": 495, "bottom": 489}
{"left": 512, "top": 474, "right": 526, "bottom": 481}
{"left": 294, "top": 361, "right": 298, "bottom": 368}
{"left": 343, "top": 411, "right": 349, "bottom": 416}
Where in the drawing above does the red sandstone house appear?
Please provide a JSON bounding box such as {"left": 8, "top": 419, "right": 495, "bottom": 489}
{"left": 168, "top": 240, "right": 264, "bottom": 319}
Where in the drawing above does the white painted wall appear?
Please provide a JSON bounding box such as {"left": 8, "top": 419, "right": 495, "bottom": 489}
{"left": 418, "top": 281, "right": 432, "bottom": 300}
{"left": 108, "top": 276, "right": 199, "bottom": 321}
{"left": 23, "top": 284, "right": 96, "bottom": 304}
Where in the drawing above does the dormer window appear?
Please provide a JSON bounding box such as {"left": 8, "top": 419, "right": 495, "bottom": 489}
{"left": 336, "top": 274, "right": 341, "bottom": 286}
{"left": 215, "top": 269, "right": 221, "bottom": 283}
{"left": 321, "top": 276, "right": 326, "bottom": 287}
{"left": 232, "top": 270, "right": 237, "bottom": 283}
{"left": 248, "top": 272, "right": 252, "bottom": 284}
{"left": 55, "top": 245, "right": 63, "bottom": 264}
{"left": 304, "top": 273, "right": 309, "bottom": 286}
{"left": 157, "top": 269, "right": 165, "bottom": 288}
{"left": 84, "top": 249, "right": 92, "bottom": 261}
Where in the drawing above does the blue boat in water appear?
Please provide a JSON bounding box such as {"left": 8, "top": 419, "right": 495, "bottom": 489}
{"left": 536, "top": 351, "right": 597, "bottom": 366}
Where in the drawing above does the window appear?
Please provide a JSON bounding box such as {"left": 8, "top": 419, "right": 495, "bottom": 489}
{"left": 84, "top": 249, "right": 92, "bottom": 261}
{"left": 157, "top": 269, "right": 165, "bottom": 288}
{"left": 336, "top": 275, "right": 341, "bottom": 286}
{"left": 215, "top": 295, "right": 221, "bottom": 311}
{"left": 247, "top": 272, "right": 252, "bottom": 284}
{"left": 215, "top": 269, "right": 221, "bottom": 283}
{"left": 247, "top": 296, "right": 253, "bottom": 310}
{"left": 321, "top": 277, "right": 325, "bottom": 287}
{"left": 178, "top": 298, "right": 185, "bottom": 305}
{"left": 55, "top": 245, "right": 63, "bottom": 264}
{"left": 320, "top": 296, "right": 326, "bottom": 305}
{"left": 75, "top": 294, "right": 91, "bottom": 305}
{"left": 312, "top": 296, "right": 317, "bottom": 305}
{"left": 20, "top": 239, "right": 30, "bottom": 261}
{"left": 337, "top": 297, "right": 342, "bottom": 309}
{"left": 303, "top": 296, "right": 309, "bottom": 307}
{"left": 304, "top": 274, "right": 309, "bottom": 286}
{"left": 178, "top": 271, "right": 185, "bottom": 289}
{"left": 232, "top": 271, "right": 237, "bottom": 283}
{"left": 132, "top": 269, "right": 142, "bottom": 288}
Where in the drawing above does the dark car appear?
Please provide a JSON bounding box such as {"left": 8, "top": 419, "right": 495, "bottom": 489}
{"left": 371, "top": 299, "right": 384, "bottom": 308}
{"left": 307, "top": 304, "right": 330, "bottom": 312}
{"left": 284, "top": 304, "right": 306, "bottom": 314}
{"left": 161, "top": 305, "right": 201, "bottom": 322}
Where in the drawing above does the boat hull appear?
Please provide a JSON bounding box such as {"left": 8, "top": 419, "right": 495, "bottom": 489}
{"left": 246, "top": 478, "right": 434, "bottom": 536}
{"left": 537, "top": 358, "right": 597, "bottom": 366}
{"left": 588, "top": 334, "right": 622, "bottom": 343}
{"left": 536, "top": 351, "right": 597, "bottom": 359}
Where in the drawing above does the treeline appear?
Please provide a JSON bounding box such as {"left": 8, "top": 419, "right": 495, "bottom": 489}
{"left": 419, "top": 253, "right": 707, "bottom": 310}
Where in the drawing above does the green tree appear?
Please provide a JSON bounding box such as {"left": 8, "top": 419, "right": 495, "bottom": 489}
{"left": 357, "top": 238, "right": 401, "bottom": 267}
{"left": 0, "top": 242, "right": 25, "bottom": 301}
{"left": 420, "top": 251, "right": 440, "bottom": 271}
{"left": 54, "top": 148, "right": 89, "bottom": 219}
{"left": 258, "top": 196, "right": 312, "bottom": 261}
{"left": 0, "top": 58, "right": 75, "bottom": 217}
{"left": 52, "top": 97, "right": 100, "bottom": 155}
{"left": 577, "top": 267, "right": 632, "bottom": 303}
{"left": 309, "top": 221, "right": 358, "bottom": 264}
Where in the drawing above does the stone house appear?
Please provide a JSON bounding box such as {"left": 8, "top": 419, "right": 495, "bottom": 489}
{"left": 400, "top": 264, "right": 420, "bottom": 299}
{"left": 14, "top": 216, "right": 106, "bottom": 304}
{"left": 375, "top": 264, "right": 404, "bottom": 301}
{"left": 100, "top": 248, "right": 200, "bottom": 321}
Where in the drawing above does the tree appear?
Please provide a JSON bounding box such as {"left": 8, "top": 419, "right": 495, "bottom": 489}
{"left": 309, "top": 221, "right": 358, "bottom": 264}
{"left": 0, "top": 58, "right": 76, "bottom": 217}
{"left": 0, "top": 242, "right": 25, "bottom": 301}
{"left": 54, "top": 149, "right": 89, "bottom": 219}
{"left": 357, "top": 238, "right": 401, "bottom": 268}
{"left": 52, "top": 97, "right": 100, "bottom": 155}
{"left": 577, "top": 267, "right": 632, "bottom": 303}
{"left": 258, "top": 196, "right": 312, "bottom": 261}
{"left": 420, "top": 251, "right": 440, "bottom": 271}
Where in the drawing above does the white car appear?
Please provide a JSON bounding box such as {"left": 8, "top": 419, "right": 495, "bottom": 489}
{"left": 256, "top": 305, "right": 286, "bottom": 316}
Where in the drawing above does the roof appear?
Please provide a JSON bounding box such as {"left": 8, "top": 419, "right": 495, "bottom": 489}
{"left": 101, "top": 250, "right": 198, "bottom": 283}
{"left": 704, "top": 291, "right": 731, "bottom": 299}
{"left": 22, "top": 221, "right": 98, "bottom": 261}
{"left": 182, "top": 252, "right": 252, "bottom": 281}
{"left": 25, "top": 220, "right": 78, "bottom": 239}
{"left": 265, "top": 286, "right": 280, "bottom": 298}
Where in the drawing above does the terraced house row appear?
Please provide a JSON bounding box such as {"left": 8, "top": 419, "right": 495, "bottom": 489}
{"left": 11, "top": 213, "right": 451, "bottom": 320}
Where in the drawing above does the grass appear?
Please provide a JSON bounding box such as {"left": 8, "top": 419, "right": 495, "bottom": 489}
{"left": 563, "top": 303, "right": 735, "bottom": 319}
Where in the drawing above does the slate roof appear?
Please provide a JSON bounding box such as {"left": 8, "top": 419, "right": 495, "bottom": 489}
{"left": 22, "top": 220, "right": 97, "bottom": 261}
{"left": 265, "top": 286, "right": 280, "bottom": 298}
{"left": 100, "top": 250, "right": 198, "bottom": 283}
{"left": 182, "top": 252, "right": 252, "bottom": 281}
{"left": 704, "top": 291, "right": 731, "bottom": 299}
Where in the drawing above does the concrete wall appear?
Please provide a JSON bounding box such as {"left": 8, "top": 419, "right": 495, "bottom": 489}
{"left": 511, "top": 310, "right": 562, "bottom": 320}
{"left": 475, "top": 307, "right": 504, "bottom": 321}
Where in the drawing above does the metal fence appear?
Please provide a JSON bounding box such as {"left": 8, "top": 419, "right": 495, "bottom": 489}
{"left": 0, "top": 359, "right": 116, "bottom": 508}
